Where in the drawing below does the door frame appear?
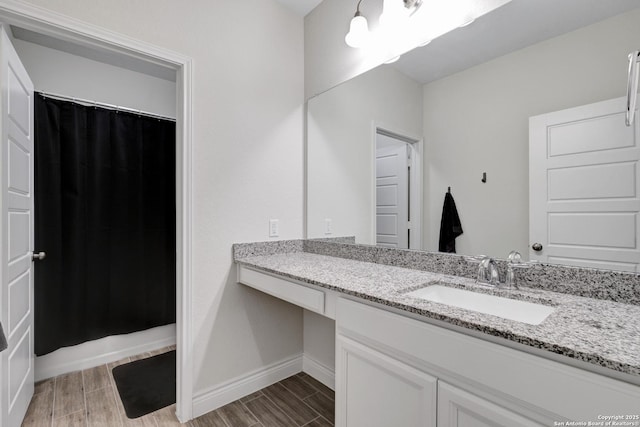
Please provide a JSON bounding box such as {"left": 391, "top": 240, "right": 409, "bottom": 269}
{"left": 371, "top": 122, "right": 423, "bottom": 250}
{"left": 0, "top": 2, "right": 194, "bottom": 422}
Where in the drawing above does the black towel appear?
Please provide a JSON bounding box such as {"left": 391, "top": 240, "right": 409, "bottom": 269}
{"left": 439, "top": 192, "right": 463, "bottom": 253}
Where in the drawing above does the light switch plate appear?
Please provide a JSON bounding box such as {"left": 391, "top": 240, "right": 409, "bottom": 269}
{"left": 324, "top": 218, "right": 332, "bottom": 235}
{"left": 269, "top": 219, "right": 279, "bottom": 237}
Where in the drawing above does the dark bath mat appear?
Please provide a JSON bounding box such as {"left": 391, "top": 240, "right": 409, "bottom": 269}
{"left": 112, "top": 350, "right": 176, "bottom": 418}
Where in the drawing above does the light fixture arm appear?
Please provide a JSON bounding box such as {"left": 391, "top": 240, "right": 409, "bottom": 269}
{"left": 354, "top": 0, "right": 364, "bottom": 16}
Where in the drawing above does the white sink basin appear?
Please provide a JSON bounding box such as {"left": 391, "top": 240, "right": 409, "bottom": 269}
{"left": 406, "top": 285, "right": 555, "bottom": 325}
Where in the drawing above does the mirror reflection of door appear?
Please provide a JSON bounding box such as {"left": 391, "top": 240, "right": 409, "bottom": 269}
{"left": 375, "top": 130, "right": 420, "bottom": 249}
{"left": 530, "top": 97, "right": 640, "bottom": 272}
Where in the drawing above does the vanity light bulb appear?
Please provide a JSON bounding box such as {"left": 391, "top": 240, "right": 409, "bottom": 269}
{"left": 345, "top": 15, "right": 370, "bottom": 48}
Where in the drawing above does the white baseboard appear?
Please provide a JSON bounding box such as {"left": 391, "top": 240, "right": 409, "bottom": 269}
{"left": 35, "top": 324, "right": 176, "bottom": 381}
{"left": 303, "top": 354, "right": 335, "bottom": 391}
{"left": 192, "top": 354, "right": 303, "bottom": 419}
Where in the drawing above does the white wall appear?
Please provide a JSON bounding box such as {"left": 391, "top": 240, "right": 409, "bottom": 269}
{"left": 13, "top": 38, "right": 176, "bottom": 118}
{"left": 307, "top": 65, "right": 423, "bottom": 243}
{"left": 423, "top": 8, "right": 640, "bottom": 258}
{"left": 17, "top": 0, "right": 305, "bottom": 408}
{"left": 303, "top": 310, "right": 335, "bottom": 375}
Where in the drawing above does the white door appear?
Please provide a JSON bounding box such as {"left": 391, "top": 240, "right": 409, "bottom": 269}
{"left": 529, "top": 97, "right": 640, "bottom": 272}
{"left": 0, "top": 25, "right": 35, "bottom": 427}
{"left": 335, "top": 335, "right": 437, "bottom": 427}
{"left": 376, "top": 134, "right": 409, "bottom": 248}
{"left": 437, "top": 382, "right": 542, "bottom": 427}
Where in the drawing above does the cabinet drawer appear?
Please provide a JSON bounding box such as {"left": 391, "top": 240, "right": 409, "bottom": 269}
{"left": 438, "top": 382, "right": 542, "bottom": 427}
{"left": 238, "top": 266, "right": 325, "bottom": 314}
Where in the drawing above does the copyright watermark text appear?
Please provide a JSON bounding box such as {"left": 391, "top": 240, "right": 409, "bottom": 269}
{"left": 553, "top": 415, "right": 640, "bottom": 426}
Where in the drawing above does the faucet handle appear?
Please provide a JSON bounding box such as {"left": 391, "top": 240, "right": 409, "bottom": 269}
{"left": 507, "top": 251, "right": 522, "bottom": 263}
{"left": 504, "top": 251, "right": 531, "bottom": 289}
{"left": 464, "top": 255, "right": 488, "bottom": 264}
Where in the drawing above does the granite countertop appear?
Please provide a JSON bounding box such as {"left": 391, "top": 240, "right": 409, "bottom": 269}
{"left": 235, "top": 251, "right": 640, "bottom": 379}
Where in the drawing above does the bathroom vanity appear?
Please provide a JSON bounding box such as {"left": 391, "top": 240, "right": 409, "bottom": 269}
{"left": 234, "top": 239, "right": 640, "bottom": 427}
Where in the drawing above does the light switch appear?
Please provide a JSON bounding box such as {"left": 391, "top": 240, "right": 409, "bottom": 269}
{"left": 324, "top": 218, "right": 332, "bottom": 235}
{"left": 269, "top": 219, "right": 279, "bottom": 237}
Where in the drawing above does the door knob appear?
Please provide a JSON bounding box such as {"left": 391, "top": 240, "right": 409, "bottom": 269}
{"left": 32, "top": 251, "right": 46, "bottom": 261}
{"left": 531, "top": 243, "right": 543, "bottom": 252}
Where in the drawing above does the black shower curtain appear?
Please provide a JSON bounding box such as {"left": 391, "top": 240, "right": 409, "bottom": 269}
{"left": 34, "top": 94, "right": 176, "bottom": 356}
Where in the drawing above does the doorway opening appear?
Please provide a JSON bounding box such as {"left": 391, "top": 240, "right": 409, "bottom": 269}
{"left": 374, "top": 127, "right": 422, "bottom": 250}
{"left": 0, "top": 2, "right": 193, "bottom": 423}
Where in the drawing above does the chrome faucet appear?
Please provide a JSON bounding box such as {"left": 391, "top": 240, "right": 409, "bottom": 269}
{"left": 477, "top": 256, "right": 500, "bottom": 287}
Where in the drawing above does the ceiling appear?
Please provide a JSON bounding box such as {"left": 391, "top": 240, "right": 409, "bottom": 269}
{"left": 274, "top": 0, "right": 324, "bottom": 16}
{"left": 394, "top": 0, "right": 640, "bottom": 84}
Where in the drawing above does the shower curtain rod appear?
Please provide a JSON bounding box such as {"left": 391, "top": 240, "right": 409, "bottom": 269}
{"left": 37, "top": 91, "right": 176, "bottom": 122}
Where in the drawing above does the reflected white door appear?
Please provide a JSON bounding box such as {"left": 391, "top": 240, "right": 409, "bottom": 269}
{"left": 529, "top": 97, "right": 640, "bottom": 272}
{"left": 0, "top": 25, "right": 35, "bottom": 426}
{"left": 376, "top": 134, "right": 409, "bottom": 248}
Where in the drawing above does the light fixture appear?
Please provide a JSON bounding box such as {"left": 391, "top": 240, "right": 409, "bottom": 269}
{"left": 379, "top": 0, "right": 422, "bottom": 29}
{"left": 345, "top": 0, "right": 424, "bottom": 51}
{"left": 345, "top": 0, "right": 513, "bottom": 65}
{"left": 403, "top": 0, "right": 423, "bottom": 16}
{"left": 345, "top": 0, "right": 370, "bottom": 48}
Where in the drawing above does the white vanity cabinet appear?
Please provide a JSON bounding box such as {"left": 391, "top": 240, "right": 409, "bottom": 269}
{"left": 237, "top": 264, "right": 640, "bottom": 427}
{"left": 336, "top": 335, "right": 437, "bottom": 427}
{"left": 335, "top": 297, "right": 640, "bottom": 427}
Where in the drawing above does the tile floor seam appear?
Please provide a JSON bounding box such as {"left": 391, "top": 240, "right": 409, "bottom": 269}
{"left": 287, "top": 387, "right": 325, "bottom": 424}
{"left": 50, "top": 377, "right": 57, "bottom": 427}
{"left": 317, "top": 415, "right": 332, "bottom": 426}
{"left": 96, "top": 364, "right": 124, "bottom": 427}
{"left": 260, "top": 392, "right": 301, "bottom": 427}
{"left": 81, "top": 367, "right": 89, "bottom": 427}
{"left": 279, "top": 379, "right": 310, "bottom": 400}
{"left": 108, "top": 359, "right": 134, "bottom": 427}
{"left": 215, "top": 404, "right": 233, "bottom": 427}
{"left": 297, "top": 376, "right": 334, "bottom": 402}
{"left": 300, "top": 415, "right": 321, "bottom": 426}
{"left": 238, "top": 399, "right": 260, "bottom": 427}
{"left": 106, "top": 369, "right": 122, "bottom": 422}
{"left": 278, "top": 379, "right": 324, "bottom": 424}
{"left": 53, "top": 408, "right": 84, "bottom": 419}
{"left": 241, "top": 394, "right": 263, "bottom": 404}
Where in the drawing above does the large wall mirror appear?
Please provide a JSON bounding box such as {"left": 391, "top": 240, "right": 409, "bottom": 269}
{"left": 307, "top": 0, "right": 640, "bottom": 272}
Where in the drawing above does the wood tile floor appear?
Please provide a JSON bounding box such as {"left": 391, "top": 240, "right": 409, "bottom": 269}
{"left": 21, "top": 346, "right": 335, "bottom": 427}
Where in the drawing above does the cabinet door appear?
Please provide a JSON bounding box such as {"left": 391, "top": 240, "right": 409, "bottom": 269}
{"left": 336, "top": 335, "right": 437, "bottom": 427}
{"left": 438, "top": 382, "right": 542, "bottom": 427}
